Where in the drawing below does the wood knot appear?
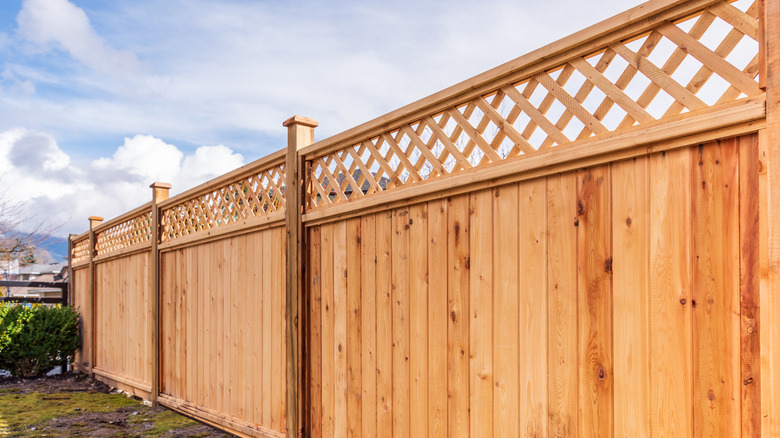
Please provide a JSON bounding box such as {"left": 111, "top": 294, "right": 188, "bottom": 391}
{"left": 692, "top": 300, "right": 697, "bottom": 308}
{"left": 409, "top": 219, "right": 413, "bottom": 225}
{"left": 625, "top": 217, "right": 632, "bottom": 226}
{"left": 744, "top": 377, "right": 754, "bottom": 385}
{"left": 577, "top": 200, "right": 584, "bottom": 215}
{"left": 598, "top": 367, "right": 606, "bottom": 379}
{"left": 451, "top": 311, "right": 456, "bottom": 322}
{"left": 604, "top": 257, "right": 613, "bottom": 274}
{"left": 747, "top": 326, "right": 754, "bottom": 334}
{"left": 707, "top": 389, "right": 715, "bottom": 401}
{"left": 338, "top": 344, "right": 342, "bottom": 353}
{"left": 574, "top": 218, "right": 579, "bottom": 227}
{"left": 680, "top": 298, "right": 686, "bottom": 305}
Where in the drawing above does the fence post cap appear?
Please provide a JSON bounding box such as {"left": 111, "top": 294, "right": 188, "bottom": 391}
{"left": 88, "top": 216, "right": 104, "bottom": 222}
{"left": 149, "top": 182, "right": 172, "bottom": 189}
{"left": 283, "top": 115, "right": 319, "bottom": 128}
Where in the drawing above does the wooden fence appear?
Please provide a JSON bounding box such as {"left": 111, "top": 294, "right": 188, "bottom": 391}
{"left": 69, "top": 0, "right": 780, "bottom": 436}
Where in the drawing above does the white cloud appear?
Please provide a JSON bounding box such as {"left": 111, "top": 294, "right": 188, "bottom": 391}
{"left": 0, "top": 129, "right": 245, "bottom": 236}
{"left": 16, "top": 0, "right": 139, "bottom": 77}
{"left": 2, "top": 0, "right": 645, "bottom": 154}
{"left": 93, "top": 135, "right": 183, "bottom": 182}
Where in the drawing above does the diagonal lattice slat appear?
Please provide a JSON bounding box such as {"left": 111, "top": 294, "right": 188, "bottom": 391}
{"left": 161, "top": 162, "right": 286, "bottom": 242}
{"left": 306, "top": 0, "right": 761, "bottom": 210}
{"left": 94, "top": 210, "right": 153, "bottom": 257}
{"left": 71, "top": 237, "right": 91, "bottom": 264}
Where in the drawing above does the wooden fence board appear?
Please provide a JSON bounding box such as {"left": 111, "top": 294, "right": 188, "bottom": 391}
{"left": 409, "top": 204, "right": 429, "bottom": 438}
{"left": 492, "top": 184, "right": 519, "bottom": 437}
{"left": 346, "top": 218, "right": 362, "bottom": 438}
{"left": 427, "top": 200, "right": 448, "bottom": 438}
{"left": 612, "top": 156, "right": 651, "bottom": 437}
{"left": 320, "top": 224, "right": 335, "bottom": 438}
{"left": 359, "top": 216, "right": 376, "bottom": 438}
{"left": 649, "top": 147, "right": 693, "bottom": 437}
{"left": 447, "top": 195, "right": 470, "bottom": 437}
{"left": 577, "top": 165, "right": 613, "bottom": 438}
{"left": 738, "top": 133, "right": 761, "bottom": 437}
{"left": 547, "top": 172, "right": 579, "bottom": 437}
{"left": 693, "top": 139, "right": 741, "bottom": 438}
{"left": 391, "top": 208, "right": 410, "bottom": 438}
{"left": 375, "top": 212, "right": 394, "bottom": 438}
{"left": 469, "top": 190, "right": 493, "bottom": 437}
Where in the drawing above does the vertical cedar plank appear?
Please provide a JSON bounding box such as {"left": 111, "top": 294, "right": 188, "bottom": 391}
{"left": 409, "top": 204, "right": 429, "bottom": 437}
{"left": 237, "top": 236, "right": 247, "bottom": 420}
{"left": 247, "top": 233, "right": 258, "bottom": 426}
{"left": 360, "top": 216, "right": 377, "bottom": 438}
{"left": 693, "top": 139, "right": 740, "bottom": 438}
{"left": 263, "top": 231, "right": 274, "bottom": 427}
{"left": 309, "top": 227, "right": 323, "bottom": 436}
{"left": 206, "top": 241, "right": 216, "bottom": 410}
{"left": 216, "top": 241, "right": 225, "bottom": 413}
{"left": 346, "top": 218, "right": 363, "bottom": 437}
{"left": 278, "top": 227, "right": 289, "bottom": 431}
{"left": 320, "top": 224, "right": 335, "bottom": 438}
{"left": 547, "top": 172, "right": 579, "bottom": 437}
{"left": 739, "top": 133, "right": 761, "bottom": 437}
{"left": 376, "top": 212, "right": 394, "bottom": 438}
{"left": 333, "top": 221, "right": 349, "bottom": 437}
{"left": 518, "top": 179, "right": 549, "bottom": 436}
{"left": 162, "top": 253, "right": 172, "bottom": 394}
{"left": 577, "top": 165, "right": 613, "bottom": 438}
{"left": 612, "top": 157, "right": 651, "bottom": 437}
{"left": 469, "top": 190, "right": 493, "bottom": 437}
{"left": 391, "top": 208, "right": 411, "bottom": 438}
{"left": 649, "top": 148, "right": 693, "bottom": 437}
{"left": 492, "top": 184, "right": 519, "bottom": 437}
{"left": 187, "top": 248, "right": 197, "bottom": 403}
{"left": 447, "top": 195, "right": 470, "bottom": 436}
{"left": 428, "top": 200, "right": 448, "bottom": 438}
{"left": 230, "top": 238, "right": 240, "bottom": 418}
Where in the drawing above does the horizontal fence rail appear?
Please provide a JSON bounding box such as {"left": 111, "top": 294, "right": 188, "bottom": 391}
{"left": 67, "top": 0, "right": 780, "bottom": 436}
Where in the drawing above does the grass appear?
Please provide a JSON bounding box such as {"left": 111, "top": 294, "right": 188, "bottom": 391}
{"left": 0, "top": 377, "right": 220, "bottom": 437}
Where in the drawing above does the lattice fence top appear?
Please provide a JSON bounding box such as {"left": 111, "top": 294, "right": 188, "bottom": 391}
{"left": 161, "top": 161, "right": 286, "bottom": 242}
{"left": 305, "top": 0, "right": 760, "bottom": 209}
{"left": 71, "top": 237, "right": 90, "bottom": 265}
{"left": 94, "top": 210, "right": 153, "bottom": 257}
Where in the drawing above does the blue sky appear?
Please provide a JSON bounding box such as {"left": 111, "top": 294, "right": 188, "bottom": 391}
{"left": 0, "top": 0, "right": 643, "bottom": 235}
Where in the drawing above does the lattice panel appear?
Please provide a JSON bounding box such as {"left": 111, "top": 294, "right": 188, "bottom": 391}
{"left": 307, "top": 0, "right": 760, "bottom": 209}
{"left": 161, "top": 162, "right": 286, "bottom": 241}
{"left": 95, "top": 210, "right": 153, "bottom": 257}
{"left": 71, "top": 237, "right": 90, "bottom": 264}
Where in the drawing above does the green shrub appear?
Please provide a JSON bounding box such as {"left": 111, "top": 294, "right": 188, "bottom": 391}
{"left": 0, "top": 304, "right": 80, "bottom": 377}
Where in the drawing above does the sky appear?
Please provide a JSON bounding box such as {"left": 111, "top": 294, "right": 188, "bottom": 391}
{"left": 0, "top": 0, "right": 645, "bottom": 236}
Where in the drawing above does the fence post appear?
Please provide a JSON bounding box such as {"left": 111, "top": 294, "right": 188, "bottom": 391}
{"left": 761, "top": 1, "right": 780, "bottom": 435}
{"left": 87, "top": 216, "right": 103, "bottom": 379}
{"left": 67, "top": 234, "right": 77, "bottom": 306}
{"left": 150, "top": 182, "right": 171, "bottom": 408}
{"left": 283, "top": 115, "right": 317, "bottom": 437}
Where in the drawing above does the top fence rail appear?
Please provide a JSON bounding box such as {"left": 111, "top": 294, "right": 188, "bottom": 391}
{"left": 301, "top": 0, "right": 761, "bottom": 210}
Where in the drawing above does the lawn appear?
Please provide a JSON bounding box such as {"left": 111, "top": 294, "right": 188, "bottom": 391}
{"left": 0, "top": 373, "right": 229, "bottom": 437}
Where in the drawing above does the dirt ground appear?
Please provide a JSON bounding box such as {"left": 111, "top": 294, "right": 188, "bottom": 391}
{"left": 0, "top": 373, "right": 231, "bottom": 437}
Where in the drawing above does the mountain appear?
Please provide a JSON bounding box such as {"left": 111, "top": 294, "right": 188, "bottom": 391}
{"left": 38, "top": 235, "right": 69, "bottom": 262}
